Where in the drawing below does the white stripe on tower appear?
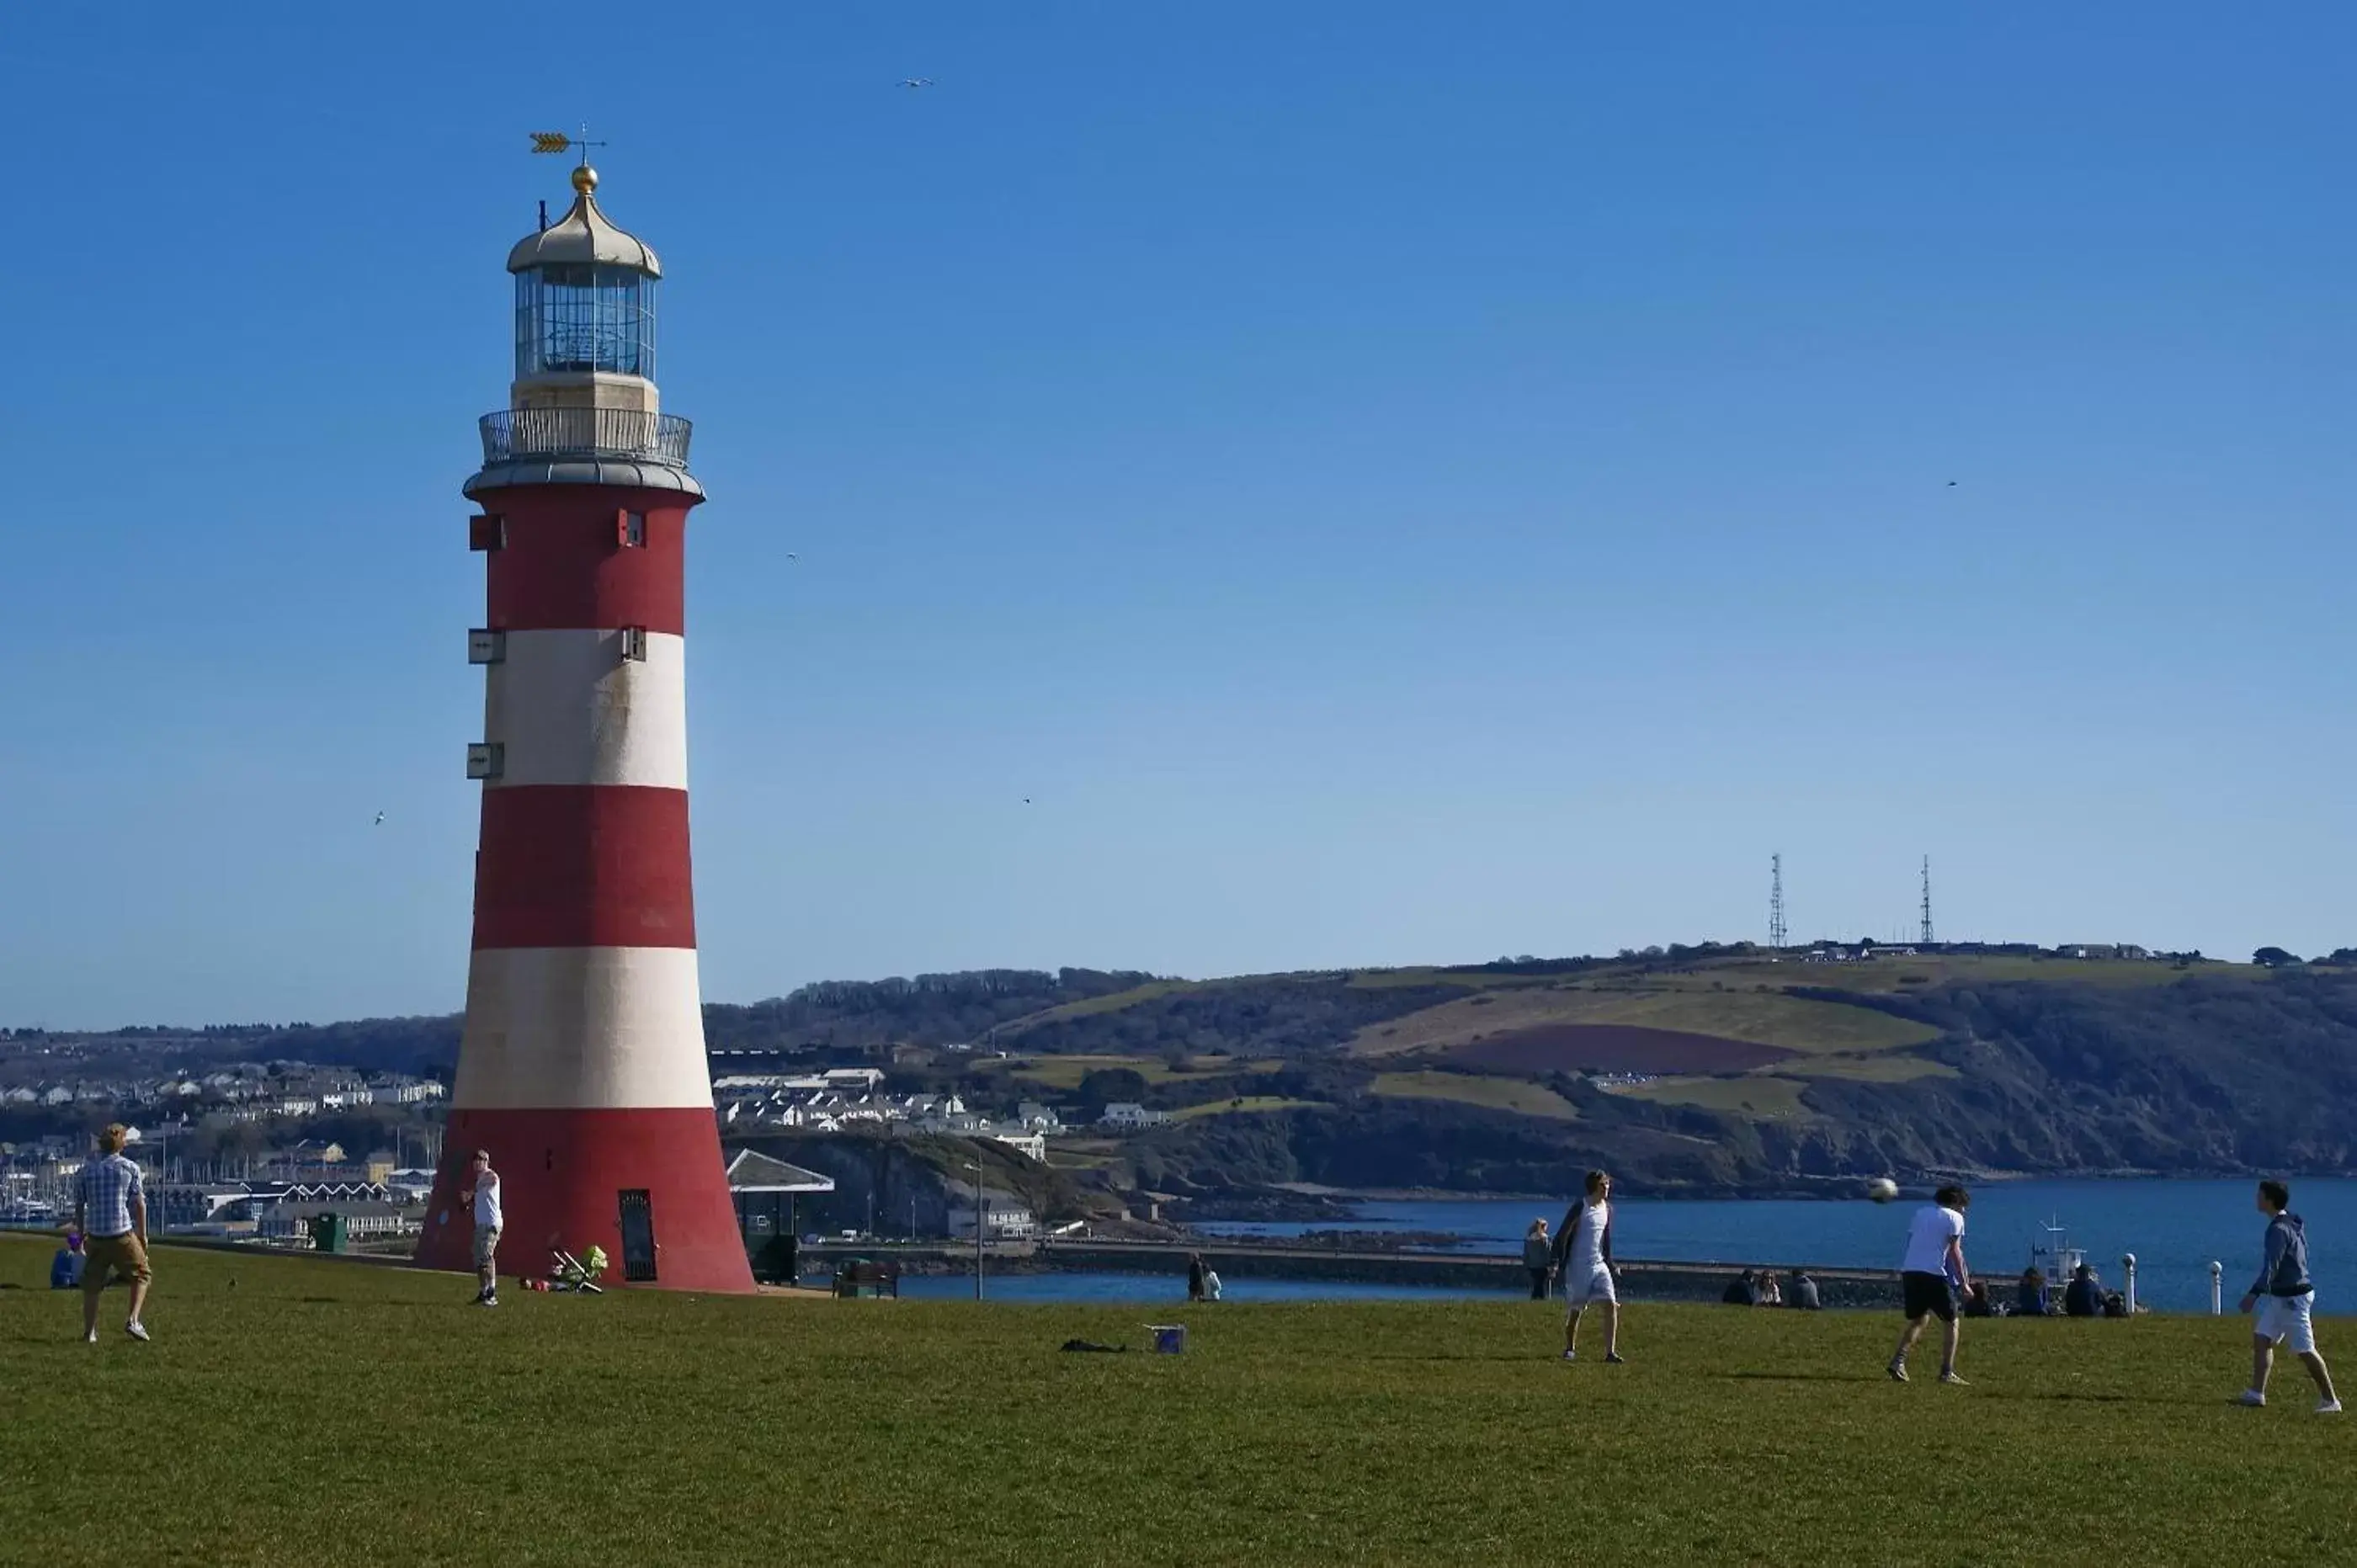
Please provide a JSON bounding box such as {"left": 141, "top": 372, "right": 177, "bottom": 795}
{"left": 453, "top": 947, "right": 711, "bottom": 1108}
{"left": 483, "top": 630, "right": 690, "bottom": 789}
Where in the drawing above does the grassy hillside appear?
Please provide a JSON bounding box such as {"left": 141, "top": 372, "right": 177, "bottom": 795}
{"left": 1613, "top": 1075, "right": 1817, "bottom": 1120}
{"left": 1349, "top": 983, "right": 1939, "bottom": 1059}
{"left": 1370, "top": 1070, "right": 1582, "bottom": 1120}
{"left": 3, "top": 1236, "right": 2350, "bottom": 1566}
{"left": 1099, "top": 962, "right": 2357, "bottom": 1193}
{"left": 1006, "top": 1052, "right": 1282, "bottom": 1090}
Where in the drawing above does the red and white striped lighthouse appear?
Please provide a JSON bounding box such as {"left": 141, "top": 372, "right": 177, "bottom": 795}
{"left": 415, "top": 162, "right": 753, "bottom": 1293}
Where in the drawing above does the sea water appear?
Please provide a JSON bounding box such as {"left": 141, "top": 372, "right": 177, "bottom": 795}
{"left": 894, "top": 1178, "right": 2357, "bottom": 1311}
{"left": 1200, "top": 1177, "right": 2357, "bottom": 1313}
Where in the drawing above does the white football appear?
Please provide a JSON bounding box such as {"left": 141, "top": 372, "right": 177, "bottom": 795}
{"left": 1867, "top": 1177, "right": 1900, "bottom": 1204}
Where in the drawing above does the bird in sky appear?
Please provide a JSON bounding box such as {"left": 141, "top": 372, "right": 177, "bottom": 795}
{"left": 1945, "top": 481, "right": 1958, "bottom": 486}
{"left": 373, "top": 811, "right": 386, "bottom": 827}
{"left": 900, "top": 77, "right": 934, "bottom": 89}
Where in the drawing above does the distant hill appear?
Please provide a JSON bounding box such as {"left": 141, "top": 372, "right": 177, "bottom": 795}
{"left": 16, "top": 948, "right": 2357, "bottom": 1195}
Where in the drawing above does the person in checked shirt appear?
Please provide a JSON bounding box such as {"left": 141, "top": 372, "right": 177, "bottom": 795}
{"left": 72, "top": 1123, "right": 153, "bottom": 1343}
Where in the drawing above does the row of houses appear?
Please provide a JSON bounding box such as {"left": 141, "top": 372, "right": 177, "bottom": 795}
{"left": 0, "top": 1071, "right": 444, "bottom": 1114}
{"left": 714, "top": 1076, "right": 1064, "bottom": 1161}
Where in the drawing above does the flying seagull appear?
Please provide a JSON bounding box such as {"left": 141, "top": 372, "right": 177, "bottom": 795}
{"left": 900, "top": 77, "right": 934, "bottom": 88}
{"left": 373, "top": 811, "right": 386, "bottom": 827}
{"left": 1945, "top": 481, "right": 1957, "bottom": 487}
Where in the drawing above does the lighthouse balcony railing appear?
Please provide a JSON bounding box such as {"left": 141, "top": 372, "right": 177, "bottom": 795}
{"left": 478, "top": 407, "right": 693, "bottom": 468}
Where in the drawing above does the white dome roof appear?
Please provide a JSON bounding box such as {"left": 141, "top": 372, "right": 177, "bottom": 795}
{"left": 506, "top": 167, "right": 661, "bottom": 277}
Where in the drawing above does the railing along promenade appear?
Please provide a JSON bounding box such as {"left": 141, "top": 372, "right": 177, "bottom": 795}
{"left": 800, "top": 1236, "right": 1909, "bottom": 1307}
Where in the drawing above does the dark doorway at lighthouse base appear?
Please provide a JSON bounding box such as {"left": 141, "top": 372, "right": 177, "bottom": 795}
{"left": 413, "top": 1107, "right": 755, "bottom": 1294}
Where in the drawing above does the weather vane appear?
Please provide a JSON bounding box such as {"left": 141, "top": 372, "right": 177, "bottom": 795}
{"left": 528, "top": 125, "right": 608, "bottom": 167}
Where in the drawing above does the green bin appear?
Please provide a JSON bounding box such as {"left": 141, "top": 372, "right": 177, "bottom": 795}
{"left": 307, "top": 1212, "right": 348, "bottom": 1254}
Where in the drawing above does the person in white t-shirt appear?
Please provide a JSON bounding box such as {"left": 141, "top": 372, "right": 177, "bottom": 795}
{"left": 1551, "top": 1169, "right": 1624, "bottom": 1363}
{"left": 458, "top": 1149, "right": 503, "bottom": 1307}
{"left": 1888, "top": 1185, "right": 1971, "bottom": 1385}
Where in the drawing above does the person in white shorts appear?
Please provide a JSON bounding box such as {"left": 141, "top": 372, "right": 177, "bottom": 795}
{"left": 2238, "top": 1179, "right": 2339, "bottom": 1413}
{"left": 1551, "top": 1169, "right": 1623, "bottom": 1363}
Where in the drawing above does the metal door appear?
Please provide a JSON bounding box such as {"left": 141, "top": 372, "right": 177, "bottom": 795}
{"left": 617, "top": 1189, "right": 657, "bottom": 1281}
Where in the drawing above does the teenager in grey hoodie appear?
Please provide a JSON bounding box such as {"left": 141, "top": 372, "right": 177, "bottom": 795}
{"left": 2237, "top": 1180, "right": 2341, "bottom": 1413}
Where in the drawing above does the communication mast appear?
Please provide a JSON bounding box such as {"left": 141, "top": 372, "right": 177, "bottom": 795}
{"left": 1769, "top": 854, "right": 1788, "bottom": 951}
{"left": 1919, "top": 856, "right": 1935, "bottom": 946}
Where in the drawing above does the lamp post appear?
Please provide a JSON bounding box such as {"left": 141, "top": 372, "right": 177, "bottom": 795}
{"left": 967, "top": 1158, "right": 984, "bottom": 1300}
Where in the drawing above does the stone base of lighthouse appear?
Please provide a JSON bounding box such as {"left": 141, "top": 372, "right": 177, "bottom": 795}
{"left": 414, "top": 1108, "right": 754, "bottom": 1294}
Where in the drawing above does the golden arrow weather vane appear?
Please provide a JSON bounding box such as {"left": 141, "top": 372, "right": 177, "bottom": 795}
{"left": 528, "top": 125, "right": 609, "bottom": 164}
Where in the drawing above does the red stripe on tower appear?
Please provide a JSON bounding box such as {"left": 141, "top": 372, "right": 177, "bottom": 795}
{"left": 414, "top": 161, "right": 753, "bottom": 1294}
{"left": 472, "top": 787, "right": 697, "bottom": 949}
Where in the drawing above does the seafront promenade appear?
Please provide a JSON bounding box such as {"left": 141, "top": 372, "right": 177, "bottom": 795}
{"left": 801, "top": 1236, "right": 1908, "bottom": 1306}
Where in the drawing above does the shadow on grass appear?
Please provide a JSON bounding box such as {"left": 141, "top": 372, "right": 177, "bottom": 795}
{"left": 1725, "top": 1371, "right": 2152, "bottom": 1404}
{"left": 1725, "top": 1371, "right": 1883, "bottom": 1384}
{"left": 1354, "top": 1352, "right": 1579, "bottom": 1363}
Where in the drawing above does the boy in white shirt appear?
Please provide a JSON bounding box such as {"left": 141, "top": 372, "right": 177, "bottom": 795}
{"left": 1888, "top": 1184, "right": 1971, "bottom": 1386}
{"left": 1551, "top": 1169, "right": 1624, "bottom": 1363}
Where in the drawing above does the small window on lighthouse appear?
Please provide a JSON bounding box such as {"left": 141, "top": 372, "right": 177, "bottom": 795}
{"left": 465, "top": 743, "right": 505, "bottom": 780}
{"left": 469, "top": 513, "right": 505, "bottom": 552}
{"left": 620, "top": 626, "right": 647, "bottom": 662}
{"left": 468, "top": 630, "right": 506, "bottom": 665}
{"left": 618, "top": 510, "right": 646, "bottom": 548}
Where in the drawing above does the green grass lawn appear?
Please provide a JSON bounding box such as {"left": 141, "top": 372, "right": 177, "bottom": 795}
{"left": 1370, "top": 1070, "right": 1580, "bottom": 1120}
{"left": 3, "top": 1234, "right": 2349, "bottom": 1565}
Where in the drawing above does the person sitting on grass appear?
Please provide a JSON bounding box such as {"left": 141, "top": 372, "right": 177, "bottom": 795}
{"left": 2064, "top": 1263, "right": 2104, "bottom": 1318}
{"left": 2237, "top": 1179, "right": 2340, "bottom": 1414}
{"left": 1961, "top": 1280, "right": 2001, "bottom": 1318}
{"left": 1789, "top": 1269, "right": 1822, "bottom": 1310}
{"left": 2015, "top": 1266, "right": 2051, "bottom": 1317}
{"left": 1721, "top": 1269, "right": 1758, "bottom": 1306}
{"left": 1755, "top": 1271, "right": 1783, "bottom": 1308}
{"left": 51, "top": 1233, "right": 85, "bottom": 1290}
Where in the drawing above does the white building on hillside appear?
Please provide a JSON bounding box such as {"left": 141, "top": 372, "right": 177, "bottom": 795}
{"left": 1099, "top": 1103, "right": 1171, "bottom": 1129}
{"left": 948, "top": 1189, "right": 1038, "bottom": 1241}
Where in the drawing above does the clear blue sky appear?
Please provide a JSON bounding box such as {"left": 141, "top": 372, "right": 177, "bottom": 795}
{"left": 4, "top": 3, "right": 2350, "bottom": 1028}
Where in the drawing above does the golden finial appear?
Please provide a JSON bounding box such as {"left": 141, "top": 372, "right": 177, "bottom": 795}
{"left": 529, "top": 126, "right": 610, "bottom": 197}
